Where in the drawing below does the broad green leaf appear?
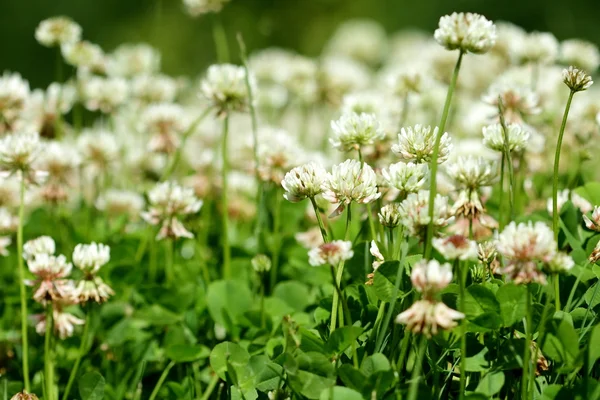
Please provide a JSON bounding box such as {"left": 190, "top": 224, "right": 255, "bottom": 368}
{"left": 372, "top": 261, "right": 401, "bottom": 302}
{"left": 273, "top": 281, "right": 311, "bottom": 311}
{"left": 79, "top": 371, "right": 105, "bottom": 400}
{"left": 209, "top": 342, "right": 250, "bottom": 381}
{"left": 286, "top": 351, "right": 335, "bottom": 399}
{"left": 588, "top": 323, "right": 600, "bottom": 373}
{"left": 542, "top": 314, "right": 579, "bottom": 367}
{"left": 574, "top": 182, "right": 600, "bottom": 205}
{"left": 465, "top": 347, "right": 490, "bottom": 372}
{"left": 464, "top": 285, "right": 501, "bottom": 318}
{"left": 135, "top": 304, "right": 182, "bottom": 326}
{"left": 539, "top": 384, "right": 562, "bottom": 399}
{"left": 475, "top": 371, "right": 505, "bottom": 397}
{"left": 325, "top": 326, "right": 362, "bottom": 355}
{"left": 337, "top": 365, "right": 366, "bottom": 392}
{"left": 496, "top": 283, "right": 527, "bottom": 327}
{"left": 249, "top": 355, "right": 283, "bottom": 392}
{"left": 206, "top": 280, "right": 253, "bottom": 328}
{"left": 584, "top": 283, "right": 600, "bottom": 308}
{"left": 165, "top": 344, "right": 209, "bottom": 363}
{"left": 319, "top": 386, "right": 363, "bottom": 400}
{"left": 360, "top": 353, "right": 390, "bottom": 376}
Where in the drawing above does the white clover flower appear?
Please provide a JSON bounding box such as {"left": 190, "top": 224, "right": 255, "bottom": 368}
{"left": 446, "top": 155, "right": 496, "bottom": 190}
{"left": 295, "top": 227, "right": 324, "bottom": 250}
{"left": 497, "top": 221, "right": 556, "bottom": 263}
{"left": 96, "top": 189, "right": 145, "bottom": 220}
{"left": 140, "top": 103, "right": 188, "bottom": 154}
{"left": 325, "top": 19, "right": 387, "bottom": 65}
{"left": 61, "top": 40, "right": 104, "bottom": 68}
{"left": 72, "top": 242, "right": 110, "bottom": 274}
{"left": 35, "top": 308, "right": 84, "bottom": 339}
{"left": 398, "top": 190, "right": 452, "bottom": 237}
{"left": 482, "top": 123, "right": 530, "bottom": 153}
{"left": 142, "top": 181, "right": 203, "bottom": 240}
{"left": 38, "top": 141, "right": 81, "bottom": 184}
{"left": 81, "top": 76, "right": 129, "bottom": 113}
{"left": 340, "top": 92, "right": 386, "bottom": 117}
{"left": 281, "top": 162, "right": 327, "bottom": 202}
{"left": 282, "top": 55, "right": 318, "bottom": 103}
{"left": 451, "top": 189, "right": 486, "bottom": 219}
{"left": 513, "top": 31, "right": 559, "bottom": 65}
{"left": 369, "top": 241, "right": 385, "bottom": 271}
{"left": 77, "top": 129, "right": 119, "bottom": 170}
{"left": 10, "top": 391, "right": 40, "bottom": 400}
{"left": 434, "top": 12, "right": 496, "bottom": 54}
{"left": 483, "top": 83, "right": 540, "bottom": 123}
{"left": 308, "top": 240, "right": 354, "bottom": 266}
{"left": 547, "top": 252, "right": 574, "bottom": 274}
{"left": 0, "top": 72, "right": 30, "bottom": 126}
{"left": 395, "top": 300, "right": 464, "bottom": 337}
{"left": 200, "top": 64, "right": 253, "bottom": 116}
{"left": 0, "top": 132, "right": 47, "bottom": 184}
{"left": 106, "top": 43, "right": 161, "bottom": 78}
{"left": 319, "top": 57, "right": 371, "bottom": 105}
{"left": 0, "top": 177, "right": 19, "bottom": 208}
{"left": 321, "top": 160, "right": 381, "bottom": 211}
{"left": 584, "top": 206, "right": 600, "bottom": 231}
{"left": 26, "top": 253, "right": 73, "bottom": 303}
{"left": 132, "top": 74, "right": 178, "bottom": 104}
{"left": 384, "top": 66, "right": 425, "bottom": 96}
{"left": 0, "top": 207, "right": 17, "bottom": 233}
{"left": 183, "top": 0, "right": 230, "bottom": 16}
{"left": 35, "top": 16, "right": 81, "bottom": 47}
{"left": 433, "top": 235, "right": 478, "bottom": 261}
{"left": 23, "top": 236, "right": 56, "bottom": 261}
{"left": 411, "top": 259, "right": 453, "bottom": 297}
{"left": 329, "top": 112, "right": 384, "bottom": 152}
{"left": 560, "top": 39, "right": 600, "bottom": 72}
{"left": 381, "top": 162, "right": 428, "bottom": 194}
{"left": 547, "top": 189, "right": 593, "bottom": 215}
{"left": 74, "top": 276, "right": 114, "bottom": 304}
{"left": 391, "top": 125, "right": 452, "bottom": 164}
{"left": 257, "top": 127, "right": 306, "bottom": 184}
{"left": 0, "top": 236, "right": 10, "bottom": 256}
{"left": 562, "top": 66, "right": 593, "bottom": 92}
{"left": 378, "top": 203, "right": 402, "bottom": 228}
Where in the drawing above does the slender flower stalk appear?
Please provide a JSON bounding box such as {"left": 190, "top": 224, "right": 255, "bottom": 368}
{"left": 269, "top": 188, "right": 283, "bottom": 292}
{"left": 61, "top": 311, "right": 90, "bottom": 400}
{"left": 44, "top": 305, "right": 54, "bottom": 400}
{"left": 424, "top": 50, "right": 464, "bottom": 259}
{"left": 552, "top": 90, "right": 575, "bottom": 242}
{"left": 498, "top": 98, "right": 515, "bottom": 225}
{"left": 310, "top": 197, "right": 329, "bottom": 243}
{"left": 407, "top": 336, "right": 428, "bottom": 400}
{"left": 148, "top": 360, "right": 175, "bottom": 400}
{"left": 221, "top": 116, "right": 231, "bottom": 279}
{"left": 329, "top": 205, "right": 352, "bottom": 333}
{"left": 522, "top": 287, "right": 532, "bottom": 400}
{"left": 17, "top": 178, "right": 30, "bottom": 391}
{"left": 458, "top": 260, "right": 468, "bottom": 400}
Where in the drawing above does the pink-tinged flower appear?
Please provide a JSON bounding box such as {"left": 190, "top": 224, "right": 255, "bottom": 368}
{"left": 321, "top": 159, "right": 380, "bottom": 215}
{"left": 410, "top": 259, "right": 453, "bottom": 298}
{"left": 584, "top": 206, "right": 600, "bottom": 231}
{"left": 496, "top": 221, "right": 556, "bottom": 263}
{"left": 34, "top": 308, "right": 84, "bottom": 339}
{"left": 498, "top": 260, "right": 547, "bottom": 285}
{"left": 74, "top": 276, "right": 114, "bottom": 304}
{"left": 10, "top": 391, "right": 39, "bottom": 400}
{"left": 26, "top": 253, "right": 73, "bottom": 303}
{"left": 447, "top": 214, "right": 498, "bottom": 241}
{"left": 433, "top": 235, "right": 478, "bottom": 261}
{"left": 395, "top": 300, "right": 464, "bottom": 337}
{"left": 308, "top": 240, "right": 354, "bottom": 266}
{"left": 398, "top": 190, "right": 453, "bottom": 238}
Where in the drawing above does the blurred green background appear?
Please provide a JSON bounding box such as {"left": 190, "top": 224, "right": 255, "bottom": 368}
{"left": 1, "top": 0, "right": 598, "bottom": 88}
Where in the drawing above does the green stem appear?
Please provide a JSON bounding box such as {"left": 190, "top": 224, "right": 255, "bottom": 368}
{"left": 553, "top": 90, "right": 575, "bottom": 243}
{"left": 424, "top": 50, "right": 464, "bottom": 259}
{"left": 165, "top": 239, "right": 174, "bottom": 284}
{"left": 212, "top": 14, "right": 229, "bottom": 63}
{"left": 458, "top": 260, "right": 468, "bottom": 400}
{"left": 148, "top": 361, "right": 176, "bottom": 400}
{"left": 407, "top": 336, "right": 428, "bottom": 400}
{"left": 330, "top": 205, "right": 352, "bottom": 333}
{"left": 269, "top": 189, "right": 283, "bottom": 292}
{"left": 521, "top": 286, "right": 532, "bottom": 400}
{"left": 565, "top": 262, "right": 589, "bottom": 312}
{"left": 200, "top": 375, "right": 220, "bottom": 400}
{"left": 17, "top": 177, "right": 30, "bottom": 391}
{"left": 374, "top": 243, "right": 408, "bottom": 353}
{"left": 553, "top": 273, "right": 560, "bottom": 312}
{"left": 44, "top": 305, "right": 54, "bottom": 400}
{"left": 221, "top": 115, "right": 231, "bottom": 279}
{"left": 62, "top": 311, "right": 91, "bottom": 400}
{"left": 498, "top": 98, "right": 515, "bottom": 222}
{"left": 310, "top": 197, "right": 328, "bottom": 243}
{"left": 499, "top": 154, "right": 505, "bottom": 230}
{"left": 397, "top": 329, "right": 412, "bottom": 373}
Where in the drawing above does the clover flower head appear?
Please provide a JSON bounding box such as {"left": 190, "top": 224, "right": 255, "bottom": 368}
{"left": 446, "top": 155, "right": 496, "bottom": 190}
{"left": 35, "top": 16, "right": 81, "bottom": 47}
{"left": 398, "top": 190, "right": 453, "bottom": 237}
{"left": 61, "top": 40, "right": 104, "bottom": 68}
{"left": 434, "top": 12, "right": 496, "bottom": 54}
{"left": 81, "top": 76, "right": 129, "bottom": 113}
{"left": 183, "top": 0, "right": 230, "bottom": 16}
{"left": 381, "top": 161, "right": 428, "bottom": 194}
{"left": 200, "top": 64, "right": 254, "bottom": 116}
{"left": 0, "top": 72, "right": 30, "bottom": 125}
{"left": 411, "top": 259, "right": 453, "bottom": 297}
{"left": 433, "top": 235, "right": 478, "bottom": 261}
{"left": 329, "top": 112, "right": 385, "bottom": 152}
{"left": 378, "top": 203, "right": 402, "bottom": 228}
{"left": 560, "top": 39, "right": 600, "bottom": 72}
{"left": 96, "top": 189, "right": 145, "bottom": 220}
{"left": 107, "top": 43, "right": 161, "bottom": 78}
{"left": 308, "top": 240, "right": 354, "bottom": 266}
{"left": 547, "top": 252, "right": 574, "bottom": 274}
{"left": 483, "top": 83, "right": 540, "bottom": 123}
{"left": 584, "top": 206, "right": 600, "bottom": 232}
{"left": 562, "top": 66, "right": 593, "bottom": 92}
{"left": 395, "top": 300, "right": 464, "bottom": 337}
{"left": 281, "top": 162, "right": 327, "bottom": 202}
{"left": 513, "top": 31, "right": 559, "bottom": 65}
{"left": 23, "top": 236, "right": 56, "bottom": 261}
{"left": 392, "top": 125, "right": 452, "bottom": 164}
{"left": 72, "top": 242, "right": 110, "bottom": 274}
{"left": 321, "top": 159, "right": 381, "bottom": 211}
{"left": 482, "top": 123, "right": 530, "bottom": 153}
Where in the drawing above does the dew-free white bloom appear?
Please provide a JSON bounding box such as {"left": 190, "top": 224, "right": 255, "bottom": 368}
{"left": 308, "top": 240, "right": 354, "bottom": 266}
{"left": 23, "top": 236, "right": 56, "bottom": 261}
{"left": 251, "top": 254, "right": 272, "bottom": 273}
{"left": 0, "top": 236, "right": 10, "bottom": 256}
{"left": 562, "top": 66, "right": 593, "bottom": 92}
{"left": 0, "top": 72, "right": 30, "bottom": 126}
{"left": 106, "top": 43, "right": 161, "bottom": 78}
{"left": 329, "top": 112, "right": 384, "bottom": 151}
{"left": 434, "top": 12, "right": 496, "bottom": 54}
{"left": 35, "top": 16, "right": 82, "bottom": 47}
{"left": 183, "top": 0, "right": 230, "bottom": 16}
{"left": 132, "top": 74, "right": 178, "bottom": 104}
{"left": 395, "top": 300, "right": 464, "bottom": 337}
{"left": 411, "top": 259, "right": 453, "bottom": 297}
{"left": 513, "top": 31, "right": 559, "bottom": 65}
{"left": 483, "top": 84, "right": 540, "bottom": 123}
{"left": 73, "top": 242, "right": 110, "bottom": 274}
{"left": 281, "top": 162, "right": 327, "bottom": 202}
{"left": 0, "top": 207, "right": 17, "bottom": 233}
{"left": 200, "top": 64, "right": 253, "bottom": 116}
{"left": 392, "top": 125, "right": 452, "bottom": 164}
{"left": 81, "top": 76, "right": 129, "bottom": 113}
{"left": 560, "top": 39, "right": 600, "bottom": 72}
{"left": 321, "top": 159, "right": 381, "bottom": 210}
{"left": 35, "top": 307, "right": 85, "bottom": 340}
{"left": 584, "top": 206, "right": 600, "bottom": 231}
{"left": 547, "top": 189, "right": 593, "bottom": 216}
{"left": 398, "top": 190, "right": 452, "bottom": 236}
{"left": 451, "top": 189, "right": 486, "bottom": 219}
{"left": 0, "top": 132, "right": 47, "bottom": 184}
{"left": 547, "top": 252, "right": 574, "bottom": 274}
{"left": 446, "top": 155, "right": 496, "bottom": 190}
{"left": 482, "top": 123, "right": 530, "bottom": 153}
{"left": 96, "top": 189, "right": 145, "bottom": 220}
{"left": 319, "top": 57, "right": 370, "bottom": 105}
{"left": 142, "top": 181, "right": 203, "bottom": 240}
{"left": 381, "top": 161, "right": 428, "bottom": 194}
{"left": 26, "top": 253, "right": 73, "bottom": 303}
{"left": 295, "top": 227, "right": 324, "bottom": 249}
{"left": 10, "top": 391, "right": 39, "bottom": 400}
{"left": 61, "top": 40, "right": 104, "bottom": 68}
{"left": 38, "top": 141, "right": 81, "bottom": 184}
{"left": 140, "top": 103, "right": 188, "bottom": 154}
{"left": 370, "top": 241, "right": 385, "bottom": 270}
{"left": 77, "top": 129, "right": 119, "bottom": 170}
{"left": 433, "top": 235, "right": 478, "bottom": 261}
{"left": 378, "top": 203, "right": 402, "bottom": 228}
